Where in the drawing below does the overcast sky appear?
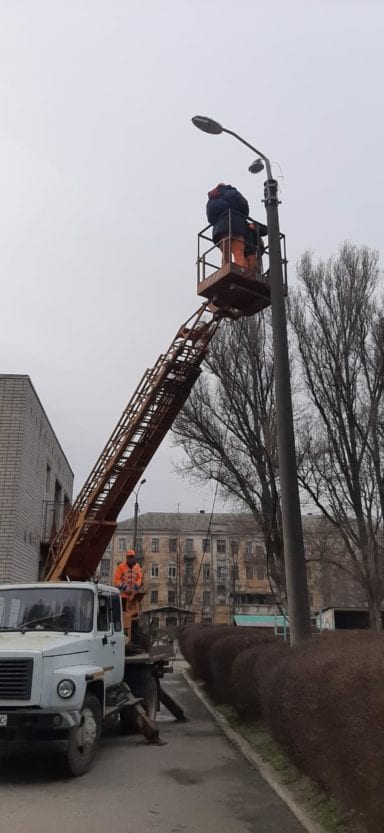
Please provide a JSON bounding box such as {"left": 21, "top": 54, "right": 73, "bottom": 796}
{"left": 1, "top": 0, "right": 383, "bottom": 521}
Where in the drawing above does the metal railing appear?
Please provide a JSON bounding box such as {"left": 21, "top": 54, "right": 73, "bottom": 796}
{"left": 197, "top": 209, "right": 288, "bottom": 291}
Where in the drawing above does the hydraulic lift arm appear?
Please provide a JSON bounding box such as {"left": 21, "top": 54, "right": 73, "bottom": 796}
{"left": 44, "top": 305, "right": 220, "bottom": 582}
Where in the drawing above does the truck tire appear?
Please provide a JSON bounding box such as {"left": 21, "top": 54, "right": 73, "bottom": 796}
{"left": 64, "top": 694, "right": 102, "bottom": 776}
{"left": 120, "top": 674, "right": 158, "bottom": 734}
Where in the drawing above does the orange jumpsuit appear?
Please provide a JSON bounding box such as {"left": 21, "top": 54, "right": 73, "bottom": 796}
{"left": 113, "top": 562, "right": 143, "bottom": 600}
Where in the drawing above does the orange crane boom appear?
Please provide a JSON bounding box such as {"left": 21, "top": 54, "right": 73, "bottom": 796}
{"left": 43, "top": 212, "right": 277, "bottom": 584}
{"left": 44, "top": 305, "right": 220, "bottom": 582}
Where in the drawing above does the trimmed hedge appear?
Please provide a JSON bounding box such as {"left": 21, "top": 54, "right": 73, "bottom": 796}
{"left": 259, "top": 631, "right": 384, "bottom": 833}
{"left": 230, "top": 641, "right": 288, "bottom": 720}
{"left": 179, "top": 624, "right": 234, "bottom": 683}
{"left": 208, "top": 630, "right": 274, "bottom": 703}
{"left": 180, "top": 625, "right": 384, "bottom": 830}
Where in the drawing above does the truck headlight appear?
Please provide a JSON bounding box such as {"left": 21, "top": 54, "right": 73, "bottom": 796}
{"left": 57, "top": 679, "right": 76, "bottom": 699}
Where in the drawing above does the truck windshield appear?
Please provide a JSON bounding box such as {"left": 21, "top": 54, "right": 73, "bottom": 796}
{"left": 0, "top": 588, "right": 94, "bottom": 633}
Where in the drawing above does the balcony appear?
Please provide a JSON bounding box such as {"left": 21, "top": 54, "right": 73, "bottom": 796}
{"left": 184, "top": 549, "right": 196, "bottom": 560}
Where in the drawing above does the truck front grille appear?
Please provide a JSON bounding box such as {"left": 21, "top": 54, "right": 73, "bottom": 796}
{"left": 0, "top": 659, "right": 33, "bottom": 700}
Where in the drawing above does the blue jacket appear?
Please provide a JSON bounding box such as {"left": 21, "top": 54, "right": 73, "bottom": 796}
{"left": 206, "top": 184, "right": 249, "bottom": 243}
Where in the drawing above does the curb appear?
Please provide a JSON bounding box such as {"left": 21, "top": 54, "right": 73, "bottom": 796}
{"left": 183, "top": 669, "right": 327, "bottom": 833}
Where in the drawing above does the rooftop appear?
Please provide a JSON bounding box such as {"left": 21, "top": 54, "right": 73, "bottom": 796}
{"left": 117, "top": 511, "right": 330, "bottom": 535}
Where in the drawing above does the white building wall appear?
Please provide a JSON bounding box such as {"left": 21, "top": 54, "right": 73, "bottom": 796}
{"left": 0, "top": 375, "right": 73, "bottom": 582}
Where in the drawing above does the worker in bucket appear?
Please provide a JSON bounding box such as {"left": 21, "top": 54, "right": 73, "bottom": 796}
{"left": 113, "top": 549, "right": 143, "bottom": 609}
{"left": 244, "top": 219, "right": 267, "bottom": 275}
{"left": 206, "top": 183, "right": 249, "bottom": 268}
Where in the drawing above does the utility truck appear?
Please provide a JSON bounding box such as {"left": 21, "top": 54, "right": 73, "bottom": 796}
{"left": 0, "top": 217, "right": 279, "bottom": 774}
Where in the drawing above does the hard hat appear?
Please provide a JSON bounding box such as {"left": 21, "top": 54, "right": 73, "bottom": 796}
{"left": 126, "top": 549, "right": 136, "bottom": 557}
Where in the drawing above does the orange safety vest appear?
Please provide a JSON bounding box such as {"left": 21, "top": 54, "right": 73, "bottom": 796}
{"left": 113, "top": 562, "right": 143, "bottom": 597}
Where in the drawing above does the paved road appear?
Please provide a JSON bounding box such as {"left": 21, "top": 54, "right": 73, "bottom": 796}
{"left": 0, "top": 673, "right": 304, "bottom": 833}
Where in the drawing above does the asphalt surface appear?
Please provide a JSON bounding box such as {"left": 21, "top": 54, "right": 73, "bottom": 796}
{"left": 0, "top": 672, "right": 304, "bottom": 833}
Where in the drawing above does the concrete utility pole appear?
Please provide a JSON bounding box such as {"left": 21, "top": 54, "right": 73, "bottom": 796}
{"left": 191, "top": 115, "right": 312, "bottom": 644}
{"left": 133, "top": 478, "right": 146, "bottom": 552}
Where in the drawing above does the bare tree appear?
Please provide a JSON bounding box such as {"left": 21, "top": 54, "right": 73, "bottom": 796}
{"left": 173, "top": 315, "right": 285, "bottom": 594}
{"left": 290, "top": 243, "right": 384, "bottom": 629}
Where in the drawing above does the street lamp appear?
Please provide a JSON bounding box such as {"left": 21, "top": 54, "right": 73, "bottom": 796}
{"left": 133, "top": 478, "right": 146, "bottom": 552}
{"left": 192, "top": 115, "right": 312, "bottom": 644}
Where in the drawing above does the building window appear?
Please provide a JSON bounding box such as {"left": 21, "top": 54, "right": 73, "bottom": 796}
{"left": 151, "top": 538, "right": 159, "bottom": 553}
{"left": 185, "top": 590, "right": 193, "bottom": 605}
{"left": 185, "top": 538, "right": 194, "bottom": 553}
{"left": 169, "top": 538, "right": 177, "bottom": 553}
{"left": 217, "top": 539, "right": 226, "bottom": 554}
{"left": 45, "top": 464, "right": 51, "bottom": 494}
{"left": 203, "top": 591, "right": 211, "bottom": 607}
{"left": 63, "top": 494, "right": 70, "bottom": 519}
{"left": 185, "top": 563, "right": 194, "bottom": 579}
{"left": 202, "top": 538, "right": 211, "bottom": 553}
{"left": 230, "top": 540, "right": 239, "bottom": 555}
{"left": 168, "top": 562, "right": 177, "bottom": 579}
{"left": 136, "top": 536, "right": 143, "bottom": 556}
{"left": 235, "top": 592, "right": 274, "bottom": 605}
{"left": 203, "top": 564, "right": 210, "bottom": 580}
{"left": 217, "top": 565, "right": 226, "bottom": 580}
{"left": 245, "top": 540, "right": 253, "bottom": 556}
{"left": 232, "top": 565, "right": 239, "bottom": 581}
{"left": 54, "top": 479, "right": 62, "bottom": 528}
{"left": 150, "top": 616, "right": 160, "bottom": 632}
{"left": 150, "top": 590, "right": 158, "bottom": 605}
{"left": 151, "top": 563, "right": 159, "bottom": 579}
{"left": 168, "top": 590, "right": 176, "bottom": 605}
{"left": 217, "top": 584, "right": 226, "bottom": 598}
{"left": 256, "top": 564, "right": 265, "bottom": 580}
{"left": 246, "top": 565, "right": 255, "bottom": 580}
{"left": 118, "top": 537, "right": 126, "bottom": 552}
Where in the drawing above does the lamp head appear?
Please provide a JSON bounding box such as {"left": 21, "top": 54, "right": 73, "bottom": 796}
{"left": 248, "top": 158, "right": 264, "bottom": 174}
{"left": 192, "top": 115, "right": 223, "bottom": 135}
{"left": 140, "top": 478, "right": 146, "bottom": 485}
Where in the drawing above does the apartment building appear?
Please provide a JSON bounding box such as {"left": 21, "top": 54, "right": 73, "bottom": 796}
{"left": 99, "top": 511, "right": 366, "bottom": 635}
{"left": 0, "top": 375, "right": 73, "bottom": 582}
{"left": 101, "top": 512, "right": 277, "bottom": 633}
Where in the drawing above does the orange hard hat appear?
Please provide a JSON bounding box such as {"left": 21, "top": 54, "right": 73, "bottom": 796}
{"left": 126, "top": 549, "right": 136, "bottom": 557}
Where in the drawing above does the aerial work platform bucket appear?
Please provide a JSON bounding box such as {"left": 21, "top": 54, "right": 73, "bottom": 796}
{"left": 197, "top": 212, "right": 288, "bottom": 318}
{"left": 198, "top": 261, "right": 271, "bottom": 316}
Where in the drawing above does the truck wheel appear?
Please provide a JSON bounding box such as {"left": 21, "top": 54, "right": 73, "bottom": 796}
{"left": 64, "top": 694, "right": 102, "bottom": 777}
{"left": 120, "top": 675, "right": 158, "bottom": 734}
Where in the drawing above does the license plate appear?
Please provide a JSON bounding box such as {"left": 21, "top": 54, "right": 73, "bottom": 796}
{"left": 0, "top": 714, "right": 8, "bottom": 727}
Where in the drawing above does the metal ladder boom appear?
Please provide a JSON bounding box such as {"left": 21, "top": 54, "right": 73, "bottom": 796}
{"left": 44, "top": 305, "right": 220, "bottom": 582}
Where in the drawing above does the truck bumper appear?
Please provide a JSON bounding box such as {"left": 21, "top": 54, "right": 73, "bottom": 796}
{"left": 0, "top": 708, "right": 81, "bottom": 741}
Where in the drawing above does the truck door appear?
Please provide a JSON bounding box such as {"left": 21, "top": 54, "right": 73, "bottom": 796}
{"left": 91, "top": 592, "right": 122, "bottom": 688}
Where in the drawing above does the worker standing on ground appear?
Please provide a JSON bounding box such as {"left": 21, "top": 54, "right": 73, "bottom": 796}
{"left": 206, "top": 183, "right": 249, "bottom": 268}
{"left": 113, "top": 549, "right": 143, "bottom": 609}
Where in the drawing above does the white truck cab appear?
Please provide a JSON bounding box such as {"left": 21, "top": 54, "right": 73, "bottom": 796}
{"left": 0, "top": 581, "right": 157, "bottom": 775}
